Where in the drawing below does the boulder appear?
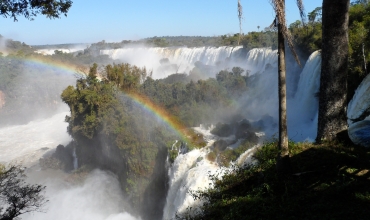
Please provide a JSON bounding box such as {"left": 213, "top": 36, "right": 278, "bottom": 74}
{"left": 213, "top": 140, "right": 228, "bottom": 151}
{"left": 235, "top": 119, "right": 259, "bottom": 143}
{"left": 39, "top": 144, "right": 74, "bottom": 171}
{"left": 211, "top": 123, "right": 233, "bottom": 137}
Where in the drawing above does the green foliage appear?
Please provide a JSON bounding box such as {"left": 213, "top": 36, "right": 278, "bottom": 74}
{"left": 287, "top": 2, "right": 370, "bottom": 101}
{"left": 347, "top": 2, "right": 370, "bottom": 99}
{"left": 178, "top": 141, "right": 370, "bottom": 219}
{"left": 1, "top": 0, "right": 72, "bottom": 21}
{"left": 145, "top": 37, "right": 169, "bottom": 47}
{"left": 105, "top": 63, "right": 148, "bottom": 92}
{"left": 217, "top": 140, "right": 256, "bottom": 167}
{"left": 61, "top": 63, "right": 182, "bottom": 207}
{"left": 241, "top": 31, "right": 278, "bottom": 50}
{"left": 0, "top": 164, "right": 47, "bottom": 219}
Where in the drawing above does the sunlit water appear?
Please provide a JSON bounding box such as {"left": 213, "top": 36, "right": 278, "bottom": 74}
{"left": 0, "top": 47, "right": 333, "bottom": 219}
{"left": 0, "top": 113, "right": 138, "bottom": 220}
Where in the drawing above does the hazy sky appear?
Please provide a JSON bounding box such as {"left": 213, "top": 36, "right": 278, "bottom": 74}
{"left": 1, "top": 0, "right": 322, "bottom": 45}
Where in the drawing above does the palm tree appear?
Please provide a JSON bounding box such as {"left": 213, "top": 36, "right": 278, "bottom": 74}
{"left": 269, "top": 0, "right": 305, "bottom": 173}
{"left": 238, "top": 0, "right": 243, "bottom": 45}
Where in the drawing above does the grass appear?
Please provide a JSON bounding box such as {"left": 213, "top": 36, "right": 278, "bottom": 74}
{"left": 176, "top": 140, "right": 370, "bottom": 220}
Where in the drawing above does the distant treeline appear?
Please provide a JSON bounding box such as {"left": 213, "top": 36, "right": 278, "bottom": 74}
{"left": 2, "top": 1, "right": 370, "bottom": 101}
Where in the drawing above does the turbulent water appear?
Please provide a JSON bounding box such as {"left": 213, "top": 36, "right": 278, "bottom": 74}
{"left": 0, "top": 112, "right": 137, "bottom": 220}
{"left": 163, "top": 125, "right": 258, "bottom": 219}
{"left": 288, "top": 51, "right": 322, "bottom": 141}
{"left": 0, "top": 46, "right": 326, "bottom": 219}
{"left": 0, "top": 112, "right": 71, "bottom": 165}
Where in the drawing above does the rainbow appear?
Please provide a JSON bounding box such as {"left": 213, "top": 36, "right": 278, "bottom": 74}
{"left": 6, "top": 53, "right": 86, "bottom": 77}
{"left": 124, "top": 92, "right": 193, "bottom": 144}
{"left": 5, "top": 53, "right": 200, "bottom": 146}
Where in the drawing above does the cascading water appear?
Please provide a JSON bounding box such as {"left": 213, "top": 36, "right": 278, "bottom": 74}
{"left": 161, "top": 49, "right": 323, "bottom": 219}
{"left": 163, "top": 124, "right": 259, "bottom": 219}
{"left": 0, "top": 112, "right": 71, "bottom": 166}
{"left": 1, "top": 46, "right": 328, "bottom": 220}
{"left": 288, "top": 51, "right": 322, "bottom": 141}
{"left": 100, "top": 46, "right": 277, "bottom": 78}
{"left": 0, "top": 113, "right": 137, "bottom": 220}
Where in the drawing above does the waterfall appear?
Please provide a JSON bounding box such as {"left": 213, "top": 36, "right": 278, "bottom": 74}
{"left": 1, "top": 46, "right": 335, "bottom": 219}
{"left": 162, "top": 50, "right": 323, "bottom": 218}
{"left": 100, "top": 46, "right": 282, "bottom": 77}
{"left": 288, "top": 51, "right": 322, "bottom": 141}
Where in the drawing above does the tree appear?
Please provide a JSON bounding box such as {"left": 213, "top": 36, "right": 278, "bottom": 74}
{"left": 237, "top": 0, "right": 243, "bottom": 45}
{"left": 316, "top": 0, "right": 350, "bottom": 142}
{"left": 0, "top": 164, "right": 47, "bottom": 220}
{"left": 0, "top": 0, "right": 72, "bottom": 21}
{"left": 269, "top": 0, "right": 305, "bottom": 173}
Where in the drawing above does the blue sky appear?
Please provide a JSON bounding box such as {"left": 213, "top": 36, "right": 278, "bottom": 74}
{"left": 1, "top": 0, "right": 322, "bottom": 45}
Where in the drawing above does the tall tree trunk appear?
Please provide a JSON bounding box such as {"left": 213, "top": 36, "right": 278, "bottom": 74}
{"left": 276, "top": 0, "right": 290, "bottom": 173}
{"left": 316, "top": 0, "right": 349, "bottom": 142}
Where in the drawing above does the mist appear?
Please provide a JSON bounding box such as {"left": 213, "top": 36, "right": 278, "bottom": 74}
{"left": 22, "top": 169, "right": 138, "bottom": 220}
{"left": 0, "top": 57, "right": 76, "bottom": 127}
{"left": 0, "top": 43, "right": 324, "bottom": 219}
{"left": 102, "top": 45, "right": 318, "bottom": 141}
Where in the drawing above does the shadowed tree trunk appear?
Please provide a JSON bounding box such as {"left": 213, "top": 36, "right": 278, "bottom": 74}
{"left": 316, "top": 0, "right": 349, "bottom": 142}
{"left": 276, "top": 0, "right": 290, "bottom": 173}
{"left": 269, "top": 0, "right": 305, "bottom": 173}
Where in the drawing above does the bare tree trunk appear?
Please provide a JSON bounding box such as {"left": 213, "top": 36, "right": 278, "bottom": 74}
{"left": 363, "top": 43, "right": 367, "bottom": 75}
{"left": 237, "top": 0, "right": 243, "bottom": 46}
{"left": 316, "top": 0, "right": 349, "bottom": 142}
{"left": 276, "top": 0, "right": 290, "bottom": 174}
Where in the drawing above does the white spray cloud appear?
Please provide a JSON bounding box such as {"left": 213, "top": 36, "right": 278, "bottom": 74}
{"left": 0, "top": 112, "right": 71, "bottom": 165}
{"left": 23, "top": 169, "right": 139, "bottom": 220}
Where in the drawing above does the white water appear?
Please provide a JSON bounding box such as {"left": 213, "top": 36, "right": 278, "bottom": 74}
{"left": 288, "top": 51, "right": 322, "bottom": 141}
{"left": 35, "top": 45, "right": 88, "bottom": 55}
{"left": 163, "top": 124, "right": 259, "bottom": 219}
{"left": 0, "top": 113, "right": 137, "bottom": 220}
{"left": 22, "top": 169, "right": 137, "bottom": 220}
{"left": 0, "top": 112, "right": 71, "bottom": 165}
{"left": 161, "top": 49, "right": 323, "bottom": 219}
{"left": 101, "top": 46, "right": 281, "bottom": 79}
{"left": 1, "top": 46, "right": 326, "bottom": 219}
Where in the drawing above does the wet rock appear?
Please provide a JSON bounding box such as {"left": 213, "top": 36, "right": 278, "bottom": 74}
{"left": 213, "top": 140, "right": 228, "bottom": 151}
{"left": 39, "top": 144, "right": 74, "bottom": 171}
{"left": 211, "top": 123, "right": 233, "bottom": 137}
{"left": 252, "top": 114, "right": 276, "bottom": 131}
{"left": 39, "top": 157, "right": 64, "bottom": 170}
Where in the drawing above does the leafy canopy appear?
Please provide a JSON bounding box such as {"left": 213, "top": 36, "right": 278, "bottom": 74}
{"left": 0, "top": 0, "right": 72, "bottom": 21}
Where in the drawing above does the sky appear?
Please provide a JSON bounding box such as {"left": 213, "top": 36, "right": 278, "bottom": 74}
{"left": 1, "top": 0, "right": 323, "bottom": 45}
